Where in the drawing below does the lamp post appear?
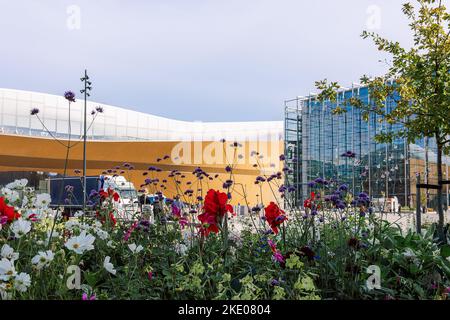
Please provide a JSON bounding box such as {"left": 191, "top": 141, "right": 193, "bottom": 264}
{"left": 80, "top": 70, "right": 92, "bottom": 213}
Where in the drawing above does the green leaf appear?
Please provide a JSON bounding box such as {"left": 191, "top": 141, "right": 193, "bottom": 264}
{"left": 438, "top": 260, "right": 450, "bottom": 277}
{"left": 440, "top": 245, "right": 450, "bottom": 258}
{"left": 413, "top": 283, "right": 425, "bottom": 299}
{"left": 84, "top": 271, "right": 99, "bottom": 287}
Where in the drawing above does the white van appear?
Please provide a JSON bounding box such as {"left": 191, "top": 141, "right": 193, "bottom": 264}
{"left": 103, "top": 175, "right": 139, "bottom": 219}
{"left": 373, "top": 196, "right": 400, "bottom": 213}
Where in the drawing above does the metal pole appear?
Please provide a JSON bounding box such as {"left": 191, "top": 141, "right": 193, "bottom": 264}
{"left": 385, "top": 100, "right": 389, "bottom": 199}
{"left": 368, "top": 90, "right": 372, "bottom": 199}
{"left": 446, "top": 161, "right": 449, "bottom": 212}
{"left": 83, "top": 69, "right": 87, "bottom": 213}
{"left": 404, "top": 139, "right": 408, "bottom": 208}
{"left": 351, "top": 85, "right": 355, "bottom": 194}
{"left": 416, "top": 174, "right": 421, "bottom": 234}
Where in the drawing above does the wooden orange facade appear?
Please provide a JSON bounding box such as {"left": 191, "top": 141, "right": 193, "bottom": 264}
{"left": 0, "top": 134, "right": 284, "bottom": 205}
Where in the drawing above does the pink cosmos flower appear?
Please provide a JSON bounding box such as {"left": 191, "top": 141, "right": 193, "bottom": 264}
{"left": 268, "top": 239, "right": 277, "bottom": 253}
{"left": 272, "top": 251, "right": 285, "bottom": 264}
{"left": 123, "top": 221, "right": 138, "bottom": 241}
{"left": 82, "top": 293, "right": 96, "bottom": 300}
{"left": 179, "top": 217, "right": 188, "bottom": 229}
{"left": 172, "top": 204, "right": 181, "bottom": 219}
{"left": 0, "top": 216, "right": 8, "bottom": 225}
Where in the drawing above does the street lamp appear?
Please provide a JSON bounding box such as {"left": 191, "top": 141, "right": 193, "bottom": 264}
{"left": 80, "top": 70, "right": 92, "bottom": 213}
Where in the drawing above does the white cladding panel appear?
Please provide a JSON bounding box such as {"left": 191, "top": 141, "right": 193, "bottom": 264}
{"left": 0, "top": 88, "right": 283, "bottom": 142}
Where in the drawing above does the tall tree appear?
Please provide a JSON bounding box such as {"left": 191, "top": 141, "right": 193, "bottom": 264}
{"left": 316, "top": 0, "right": 450, "bottom": 242}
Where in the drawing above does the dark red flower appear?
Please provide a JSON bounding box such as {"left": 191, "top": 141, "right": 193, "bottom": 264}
{"left": 348, "top": 237, "right": 360, "bottom": 250}
{"left": 264, "top": 202, "right": 287, "bottom": 234}
{"left": 197, "top": 189, "right": 233, "bottom": 236}
{"left": 299, "top": 246, "right": 315, "bottom": 261}
{"left": 0, "top": 197, "right": 20, "bottom": 223}
{"left": 345, "top": 262, "right": 360, "bottom": 275}
{"left": 96, "top": 211, "right": 117, "bottom": 227}
{"left": 303, "top": 192, "right": 316, "bottom": 209}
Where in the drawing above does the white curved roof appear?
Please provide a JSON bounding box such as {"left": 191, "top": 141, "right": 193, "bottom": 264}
{"left": 0, "top": 88, "right": 283, "bottom": 142}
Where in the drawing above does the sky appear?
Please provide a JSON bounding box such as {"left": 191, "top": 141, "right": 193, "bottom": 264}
{"left": 0, "top": 0, "right": 431, "bottom": 122}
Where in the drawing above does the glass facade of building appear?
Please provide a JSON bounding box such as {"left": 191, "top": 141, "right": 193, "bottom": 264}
{"left": 285, "top": 86, "right": 450, "bottom": 208}
{"left": 0, "top": 88, "right": 283, "bottom": 142}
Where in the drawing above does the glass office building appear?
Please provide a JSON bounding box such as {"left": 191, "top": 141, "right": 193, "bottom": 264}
{"left": 284, "top": 85, "right": 450, "bottom": 208}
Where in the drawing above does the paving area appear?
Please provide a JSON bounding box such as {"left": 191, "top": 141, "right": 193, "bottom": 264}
{"left": 382, "top": 210, "right": 450, "bottom": 232}
{"left": 227, "top": 210, "right": 450, "bottom": 234}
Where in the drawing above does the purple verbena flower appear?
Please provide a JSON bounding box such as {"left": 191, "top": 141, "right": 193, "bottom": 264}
{"left": 64, "top": 91, "right": 76, "bottom": 102}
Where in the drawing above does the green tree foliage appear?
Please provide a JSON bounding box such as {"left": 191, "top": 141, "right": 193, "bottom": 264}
{"left": 315, "top": 0, "right": 450, "bottom": 242}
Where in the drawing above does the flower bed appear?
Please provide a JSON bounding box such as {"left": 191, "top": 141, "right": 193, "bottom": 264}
{"left": 1, "top": 157, "right": 450, "bottom": 300}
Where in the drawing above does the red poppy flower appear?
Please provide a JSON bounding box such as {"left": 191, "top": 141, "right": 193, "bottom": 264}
{"left": 303, "top": 192, "right": 316, "bottom": 209}
{"left": 99, "top": 188, "right": 120, "bottom": 202}
{"left": 203, "top": 189, "right": 233, "bottom": 217}
{"left": 264, "top": 202, "right": 287, "bottom": 234}
{"left": 198, "top": 189, "right": 233, "bottom": 236}
{"left": 0, "top": 197, "right": 20, "bottom": 223}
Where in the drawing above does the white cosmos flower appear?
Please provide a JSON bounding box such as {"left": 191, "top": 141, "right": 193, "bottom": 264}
{"left": 22, "top": 195, "right": 29, "bottom": 207}
{"left": 128, "top": 243, "right": 143, "bottom": 254}
{"left": 5, "top": 179, "right": 28, "bottom": 190}
{"left": 74, "top": 211, "right": 84, "bottom": 218}
{"left": 46, "top": 230, "right": 60, "bottom": 242}
{"left": 65, "top": 220, "right": 81, "bottom": 231}
{"left": 0, "top": 282, "right": 12, "bottom": 300}
{"left": 403, "top": 248, "right": 416, "bottom": 259}
{"left": 2, "top": 188, "right": 20, "bottom": 203}
{"left": 95, "top": 229, "right": 109, "bottom": 240}
{"left": 65, "top": 231, "right": 95, "bottom": 255}
{"left": 106, "top": 240, "right": 116, "bottom": 249}
{"left": 35, "top": 193, "right": 52, "bottom": 208}
{"left": 5, "top": 181, "right": 16, "bottom": 189}
{"left": 14, "top": 272, "right": 31, "bottom": 293}
{"left": 174, "top": 243, "right": 188, "bottom": 256}
{"left": 31, "top": 250, "right": 55, "bottom": 270}
{"left": 11, "top": 219, "right": 32, "bottom": 238}
{"left": 103, "top": 256, "right": 117, "bottom": 275}
{"left": 0, "top": 258, "right": 17, "bottom": 281}
{"left": 93, "top": 221, "right": 102, "bottom": 229}
{"left": 18, "top": 179, "right": 28, "bottom": 188}
{"left": 1, "top": 244, "right": 19, "bottom": 261}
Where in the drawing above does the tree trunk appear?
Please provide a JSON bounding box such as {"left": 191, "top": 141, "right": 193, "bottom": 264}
{"left": 436, "top": 138, "right": 446, "bottom": 243}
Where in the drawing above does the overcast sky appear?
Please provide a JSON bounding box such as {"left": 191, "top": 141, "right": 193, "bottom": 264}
{"left": 0, "top": 0, "right": 435, "bottom": 122}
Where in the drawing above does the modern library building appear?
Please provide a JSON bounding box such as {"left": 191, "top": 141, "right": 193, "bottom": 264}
{"left": 284, "top": 85, "right": 450, "bottom": 210}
